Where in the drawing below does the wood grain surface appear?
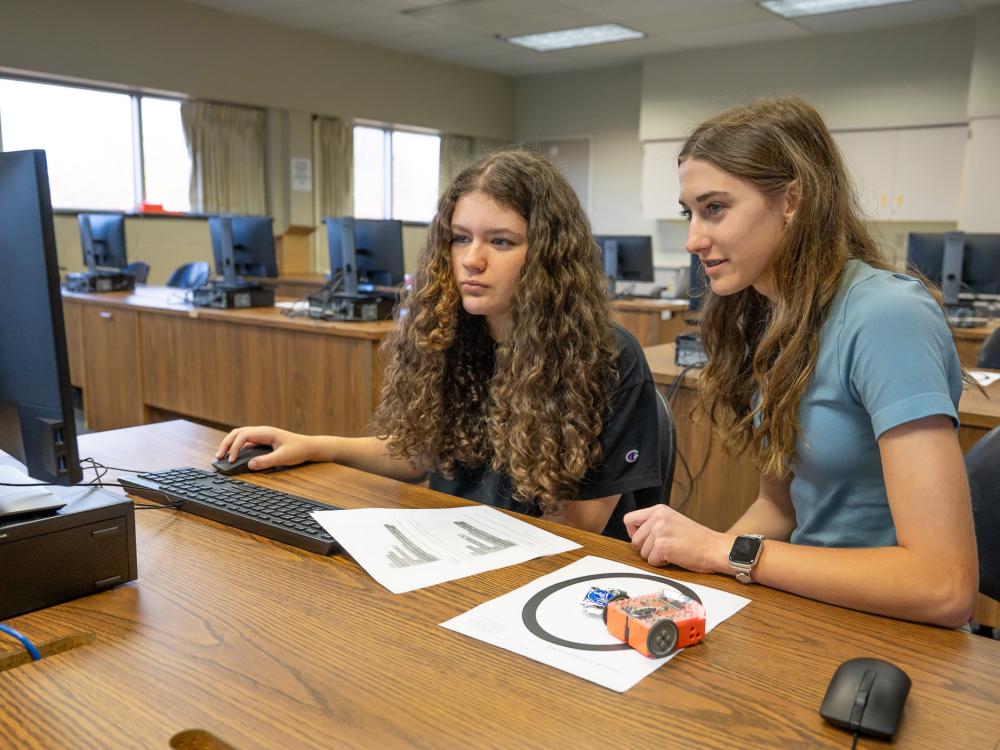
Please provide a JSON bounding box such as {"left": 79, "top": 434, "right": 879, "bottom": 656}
{"left": 1, "top": 420, "right": 998, "bottom": 749}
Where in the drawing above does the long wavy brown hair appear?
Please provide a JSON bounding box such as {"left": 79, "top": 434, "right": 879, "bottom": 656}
{"left": 682, "top": 97, "right": 894, "bottom": 477}
{"left": 372, "top": 148, "right": 618, "bottom": 513}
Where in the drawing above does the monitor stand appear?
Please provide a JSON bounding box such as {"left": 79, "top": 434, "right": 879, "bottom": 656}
{"left": 64, "top": 216, "right": 134, "bottom": 292}
{"left": 191, "top": 216, "right": 274, "bottom": 309}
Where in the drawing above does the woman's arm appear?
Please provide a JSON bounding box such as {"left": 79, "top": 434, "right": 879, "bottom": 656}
{"left": 625, "top": 415, "right": 979, "bottom": 628}
{"left": 726, "top": 472, "right": 797, "bottom": 540}
{"left": 216, "top": 427, "right": 428, "bottom": 483}
{"left": 544, "top": 494, "right": 621, "bottom": 535}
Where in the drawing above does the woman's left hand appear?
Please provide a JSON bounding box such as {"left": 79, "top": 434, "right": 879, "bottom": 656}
{"left": 624, "top": 504, "right": 731, "bottom": 573}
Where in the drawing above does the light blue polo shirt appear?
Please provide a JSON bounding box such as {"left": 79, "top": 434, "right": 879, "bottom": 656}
{"left": 789, "top": 260, "right": 963, "bottom": 548}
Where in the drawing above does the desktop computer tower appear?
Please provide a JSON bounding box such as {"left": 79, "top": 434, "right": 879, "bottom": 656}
{"left": 0, "top": 490, "right": 138, "bottom": 619}
{"left": 307, "top": 289, "right": 395, "bottom": 321}
{"left": 64, "top": 271, "right": 135, "bottom": 294}
{"left": 191, "top": 282, "right": 275, "bottom": 309}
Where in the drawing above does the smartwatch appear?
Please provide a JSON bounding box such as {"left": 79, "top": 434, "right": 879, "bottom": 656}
{"left": 728, "top": 534, "right": 765, "bottom": 584}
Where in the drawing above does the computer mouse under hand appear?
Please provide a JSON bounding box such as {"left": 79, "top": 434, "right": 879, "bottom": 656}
{"left": 211, "top": 445, "right": 274, "bottom": 476}
{"left": 820, "top": 657, "right": 911, "bottom": 740}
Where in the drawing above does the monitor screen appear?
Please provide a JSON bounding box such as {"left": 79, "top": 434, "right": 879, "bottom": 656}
{"left": 78, "top": 213, "right": 127, "bottom": 269}
{"left": 688, "top": 253, "right": 707, "bottom": 313}
{"left": 907, "top": 232, "right": 1000, "bottom": 296}
{"left": 0, "top": 150, "right": 82, "bottom": 485}
{"left": 325, "top": 217, "right": 405, "bottom": 287}
{"left": 209, "top": 216, "right": 278, "bottom": 278}
{"left": 595, "top": 235, "right": 654, "bottom": 282}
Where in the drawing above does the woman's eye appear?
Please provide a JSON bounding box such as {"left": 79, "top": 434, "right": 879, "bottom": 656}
{"left": 706, "top": 203, "right": 725, "bottom": 216}
{"left": 679, "top": 208, "right": 692, "bottom": 221}
{"left": 451, "top": 234, "right": 469, "bottom": 244}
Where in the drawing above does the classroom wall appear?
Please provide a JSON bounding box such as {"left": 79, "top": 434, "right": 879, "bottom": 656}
{"left": 514, "top": 65, "right": 662, "bottom": 259}
{"left": 0, "top": 0, "right": 513, "bottom": 140}
{"left": 640, "top": 17, "right": 975, "bottom": 140}
{"left": 968, "top": 5, "right": 1000, "bottom": 118}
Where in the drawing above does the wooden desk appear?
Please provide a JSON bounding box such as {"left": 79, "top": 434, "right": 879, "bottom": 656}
{"left": 252, "top": 273, "right": 328, "bottom": 300}
{"left": 609, "top": 297, "right": 695, "bottom": 347}
{"left": 62, "top": 286, "right": 392, "bottom": 436}
{"left": 1, "top": 420, "right": 998, "bottom": 749}
{"left": 951, "top": 320, "right": 1000, "bottom": 369}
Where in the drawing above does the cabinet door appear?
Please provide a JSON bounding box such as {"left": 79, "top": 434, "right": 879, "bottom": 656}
{"left": 960, "top": 117, "right": 1000, "bottom": 232}
{"left": 641, "top": 140, "right": 684, "bottom": 219}
{"left": 834, "top": 130, "right": 897, "bottom": 221}
{"left": 892, "top": 126, "right": 966, "bottom": 222}
{"left": 80, "top": 306, "right": 145, "bottom": 431}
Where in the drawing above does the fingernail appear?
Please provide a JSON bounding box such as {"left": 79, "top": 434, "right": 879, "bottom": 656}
{"left": 248, "top": 461, "right": 257, "bottom": 469}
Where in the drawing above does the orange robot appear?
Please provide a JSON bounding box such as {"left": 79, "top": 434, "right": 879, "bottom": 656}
{"left": 604, "top": 589, "right": 706, "bottom": 658}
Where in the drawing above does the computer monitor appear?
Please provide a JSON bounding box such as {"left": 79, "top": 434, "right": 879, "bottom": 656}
{"left": 0, "top": 150, "right": 82, "bottom": 485}
{"left": 78, "top": 213, "right": 127, "bottom": 271}
{"left": 596, "top": 235, "right": 654, "bottom": 287}
{"left": 907, "top": 232, "right": 1000, "bottom": 305}
{"left": 209, "top": 215, "right": 278, "bottom": 281}
{"left": 325, "top": 217, "right": 405, "bottom": 294}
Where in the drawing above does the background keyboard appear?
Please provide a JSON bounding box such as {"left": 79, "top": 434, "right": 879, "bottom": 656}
{"left": 119, "top": 467, "right": 340, "bottom": 555}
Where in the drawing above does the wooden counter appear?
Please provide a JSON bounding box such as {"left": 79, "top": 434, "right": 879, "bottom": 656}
{"left": 62, "top": 286, "right": 392, "bottom": 436}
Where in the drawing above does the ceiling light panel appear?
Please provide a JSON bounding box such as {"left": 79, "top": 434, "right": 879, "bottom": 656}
{"left": 507, "top": 23, "right": 645, "bottom": 51}
{"left": 759, "top": 0, "right": 917, "bottom": 18}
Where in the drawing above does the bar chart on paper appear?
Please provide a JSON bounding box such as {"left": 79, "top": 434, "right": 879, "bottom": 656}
{"left": 386, "top": 524, "right": 441, "bottom": 568}
{"left": 455, "top": 521, "right": 516, "bottom": 555}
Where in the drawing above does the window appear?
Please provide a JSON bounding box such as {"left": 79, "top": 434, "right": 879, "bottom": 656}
{"left": 0, "top": 78, "right": 135, "bottom": 210}
{"left": 353, "top": 125, "right": 439, "bottom": 223}
{"left": 140, "top": 97, "right": 192, "bottom": 213}
{"left": 0, "top": 76, "right": 192, "bottom": 212}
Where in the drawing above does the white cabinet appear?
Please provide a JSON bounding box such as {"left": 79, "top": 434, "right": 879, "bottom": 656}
{"left": 641, "top": 139, "right": 684, "bottom": 220}
{"left": 960, "top": 117, "right": 1000, "bottom": 232}
{"left": 834, "top": 126, "right": 966, "bottom": 222}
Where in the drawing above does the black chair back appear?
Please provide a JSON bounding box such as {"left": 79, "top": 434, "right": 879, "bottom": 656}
{"left": 978, "top": 328, "right": 1000, "bottom": 370}
{"left": 124, "top": 261, "right": 150, "bottom": 285}
{"left": 166, "top": 261, "right": 210, "bottom": 289}
{"left": 654, "top": 389, "right": 678, "bottom": 505}
{"left": 966, "top": 424, "right": 1000, "bottom": 603}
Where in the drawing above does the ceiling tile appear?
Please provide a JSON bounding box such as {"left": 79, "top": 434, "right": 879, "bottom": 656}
{"left": 582, "top": 0, "right": 748, "bottom": 23}
{"left": 268, "top": 1, "right": 395, "bottom": 32}
{"left": 663, "top": 19, "right": 809, "bottom": 48}
{"left": 629, "top": 3, "right": 778, "bottom": 34}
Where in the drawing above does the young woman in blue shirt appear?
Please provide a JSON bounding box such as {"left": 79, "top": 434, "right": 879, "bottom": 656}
{"left": 625, "top": 97, "right": 978, "bottom": 628}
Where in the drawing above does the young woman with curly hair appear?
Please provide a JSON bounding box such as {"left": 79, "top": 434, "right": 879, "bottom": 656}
{"left": 624, "top": 97, "right": 978, "bottom": 627}
{"left": 217, "top": 149, "right": 667, "bottom": 539}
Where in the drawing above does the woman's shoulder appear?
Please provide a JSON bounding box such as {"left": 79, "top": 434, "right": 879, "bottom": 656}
{"left": 610, "top": 323, "right": 652, "bottom": 386}
{"left": 837, "top": 260, "right": 941, "bottom": 322}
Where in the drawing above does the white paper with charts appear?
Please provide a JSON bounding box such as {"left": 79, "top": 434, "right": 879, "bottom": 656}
{"left": 441, "top": 555, "right": 751, "bottom": 693}
{"left": 311, "top": 506, "right": 581, "bottom": 593}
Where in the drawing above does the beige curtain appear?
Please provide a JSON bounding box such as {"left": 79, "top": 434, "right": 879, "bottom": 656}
{"left": 181, "top": 100, "right": 267, "bottom": 214}
{"left": 314, "top": 116, "right": 354, "bottom": 218}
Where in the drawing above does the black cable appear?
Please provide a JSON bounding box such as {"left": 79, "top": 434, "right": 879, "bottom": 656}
{"left": 850, "top": 731, "right": 859, "bottom": 750}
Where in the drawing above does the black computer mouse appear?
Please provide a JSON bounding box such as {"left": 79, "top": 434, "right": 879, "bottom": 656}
{"left": 820, "top": 657, "right": 911, "bottom": 740}
{"left": 211, "top": 445, "right": 274, "bottom": 476}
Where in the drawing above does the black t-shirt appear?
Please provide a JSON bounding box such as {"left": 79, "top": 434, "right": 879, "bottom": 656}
{"left": 428, "top": 324, "right": 665, "bottom": 540}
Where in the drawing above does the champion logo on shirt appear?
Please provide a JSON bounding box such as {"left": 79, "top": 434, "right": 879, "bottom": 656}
{"left": 625, "top": 449, "right": 639, "bottom": 464}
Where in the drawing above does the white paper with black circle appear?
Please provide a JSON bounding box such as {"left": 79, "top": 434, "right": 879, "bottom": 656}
{"left": 441, "top": 555, "right": 751, "bottom": 692}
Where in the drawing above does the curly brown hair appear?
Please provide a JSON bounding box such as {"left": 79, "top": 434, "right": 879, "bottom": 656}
{"left": 681, "top": 97, "right": 894, "bottom": 477}
{"left": 371, "top": 149, "right": 619, "bottom": 514}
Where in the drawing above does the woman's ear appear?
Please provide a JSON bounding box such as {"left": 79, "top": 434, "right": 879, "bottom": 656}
{"left": 783, "top": 180, "right": 799, "bottom": 227}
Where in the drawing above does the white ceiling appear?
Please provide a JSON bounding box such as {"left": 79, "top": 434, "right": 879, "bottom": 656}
{"left": 177, "top": 0, "right": 1000, "bottom": 76}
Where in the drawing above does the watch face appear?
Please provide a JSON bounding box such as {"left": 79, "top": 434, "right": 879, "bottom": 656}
{"left": 729, "top": 535, "right": 763, "bottom": 565}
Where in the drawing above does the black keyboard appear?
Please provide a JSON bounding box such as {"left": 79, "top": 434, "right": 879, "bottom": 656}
{"left": 119, "top": 467, "right": 340, "bottom": 555}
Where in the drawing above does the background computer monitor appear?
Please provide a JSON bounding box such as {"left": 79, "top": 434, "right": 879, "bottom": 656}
{"left": 595, "top": 235, "right": 654, "bottom": 283}
{"left": 0, "top": 150, "right": 82, "bottom": 485}
{"left": 209, "top": 215, "right": 278, "bottom": 279}
{"left": 78, "top": 213, "right": 127, "bottom": 270}
{"left": 907, "top": 232, "right": 1000, "bottom": 303}
{"left": 325, "top": 217, "right": 405, "bottom": 289}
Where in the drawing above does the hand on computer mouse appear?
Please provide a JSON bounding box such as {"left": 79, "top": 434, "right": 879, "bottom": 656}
{"left": 216, "top": 426, "right": 319, "bottom": 471}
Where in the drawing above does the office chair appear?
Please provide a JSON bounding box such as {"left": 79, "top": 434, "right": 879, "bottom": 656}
{"left": 654, "top": 388, "right": 678, "bottom": 506}
{"left": 977, "top": 328, "right": 1000, "bottom": 370}
{"left": 124, "top": 261, "right": 150, "bottom": 285}
{"left": 166, "top": 261, "right": 210, "bottom": 289}
{"left": 966, "top": 424, "right": 1000, "bottom": 638}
